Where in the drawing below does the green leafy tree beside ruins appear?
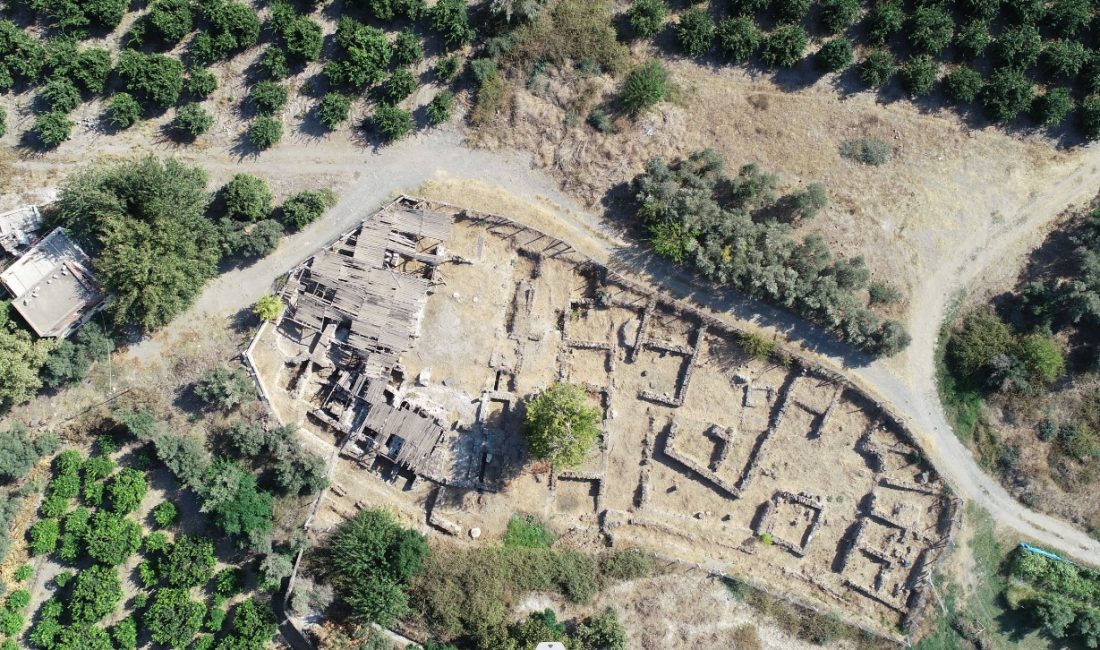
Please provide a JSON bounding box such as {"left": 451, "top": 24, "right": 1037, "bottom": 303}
{"left": 523, "top": 383, "right": 601, "bottom": 468}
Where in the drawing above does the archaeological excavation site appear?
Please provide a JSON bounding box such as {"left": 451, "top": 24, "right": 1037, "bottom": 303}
{"left": 247, "top": 197, "right": 960, "bottom": 639}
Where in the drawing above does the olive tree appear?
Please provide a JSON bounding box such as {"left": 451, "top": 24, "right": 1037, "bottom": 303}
{"left": 522, "top": 382, "right": 601, "bottom": 468}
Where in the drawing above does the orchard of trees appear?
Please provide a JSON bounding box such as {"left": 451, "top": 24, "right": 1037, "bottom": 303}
{"left": 1006, "top": 547, "right": 1100, "bottom": 647}
{"left": 628, "top": 149, "right": 908, "bottom": 355}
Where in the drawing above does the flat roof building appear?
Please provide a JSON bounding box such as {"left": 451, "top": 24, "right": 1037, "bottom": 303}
{"left": 0, "top": 227, "right": 106, "bottom": 338}
{"left": 0, "top": 205, "right": 42, "bottom": 256}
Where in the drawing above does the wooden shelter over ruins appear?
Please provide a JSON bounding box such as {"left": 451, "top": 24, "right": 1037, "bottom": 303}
{"left": 279, "top": 200, "right": 455, "bottom": 478}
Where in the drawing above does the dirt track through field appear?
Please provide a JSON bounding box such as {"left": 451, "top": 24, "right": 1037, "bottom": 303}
{"left": 16, "top": 126, "right": 1100, "bottom": 561}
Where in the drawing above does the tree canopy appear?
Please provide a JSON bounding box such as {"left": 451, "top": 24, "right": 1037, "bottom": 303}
{"left": 523, "top": 383, "right": 601, "bottom": 468}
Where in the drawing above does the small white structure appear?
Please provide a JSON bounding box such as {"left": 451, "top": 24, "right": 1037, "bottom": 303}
{"left": 535, "top": 644, "right": 567, "bottom": 650}
{"left": 0, "top": 227, "right": 105, "bottom": 337}
{"left": 0, "top": 205, "right": 42, "bottom": 256}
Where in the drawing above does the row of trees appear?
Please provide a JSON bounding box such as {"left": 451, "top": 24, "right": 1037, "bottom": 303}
{"left": 624, "top": 0, "right": 1100, "bottom": 137}
{"left": 1007, "top": 547, "right": 1100, "bottom": 647}
{"left": 628, "top": 149, "right": 908, "bottom": 355}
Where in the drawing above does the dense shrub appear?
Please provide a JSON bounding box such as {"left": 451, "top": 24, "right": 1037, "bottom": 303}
{"left": 1047, "top": 0, "right": 1091, "bottom": 37}
{"left": 628, "top": 0, "right": 668, "bottom": 39}
{"left": 316, "top": 93, "right": 352, "bottom": 130}
{"left": 284, "top": 16, "right": 323, "bottom": 62}
{"left": 0, "top": 21, "right": 46, "bottom": 89}
{"left": 144, "top": 0, "right": 193, "bottom": 46}
{"left": 431, "top": 0, "right": 475, "bottom": 48}
{"left": 159, "top": 534, "right": 216, "bottom": 587}
{"left": 994, "top": 24, "right": 1042, "bottom": 69}
{"left": 1080, "top": 95, "right": 1100, "bottom": 141}
{"left": 0, "top": 425, "right": 57, "bottom": 482}
{"left": 427, "top": 90, "right": 454, "bottom": 125}
{"left": 187, "top": 68, "right": 217, "bottom": 99}
{"left": 676, "top": 8, "right": 715, "bottom": 57}
{"left": 900, "top": 55, "right": 938, "bottom": 96}
{"left": 761, "top": 24, "right": 807, "bottom": 68}
{"left": 956, "top": 19, "right": 992, "bottom": 59}
{"left": 819, "top": 0, "right": 859, "bottom": 34}
{"left": 116, "top": 50, "right": 185, "bottom": 108}
{"left": 773, "top": 0, "right": 812, "bottom": 23}
{"left": 262, "top": 46, "right": 290, "bottom": 80}
{"left": 195, "top": 366, "right": 258, "bottom": 409}
{"left": 381, "top": 68, "right": 417, "bottom": 103}
{"left": 325, "top": 19, "right": 392, "bottom": 88}
{"left": 524, "top": 383, "right": 601, "bottom": 468}
{"left": 28, "top": 519, "right": 59, "bottom": 555}
{"left": 147, "top": 588, "right": 206, "bottom": 648}
{"left": 106, "top": 93, "right": 141, "bottom": 129}
{"left": 41, "top": 76, "right": 82, "bottom": 114}
{"left": 173, "top": 103, "right": 213, "bottom": 139}
{"left": 249, "top": 81, "right": 288, "bottom": 116}
{"left": 374, "top": 104, "right": 413, "bottom": 141}
{"left": 249, "top": 116, "right": 283, "bottom": 149}
{"left": 859, "top": 49, "right": 895, "bottom": 87}
{"left": 71, "top": 565, "right": 122, "bottom": 624}
{"left": 816, "top": 38, "right": 852, "bottom": 73}
{"left": 32, "top": 111, "right": 73, "bottom": 148}
{"left": 1034, "top": 87, "right": 1074, "bottom": 127}
{"left": 620, "top": 60, "right": 667, "bottom": 114}
{"left": 717, "top": 16, "right": 760, "bottom": 63}
{"left": 867, "top": 0, "right": 904, "bottom": 45}
{"left": 1042, "top": 40, "right": 1088, "bottom": 80}
{"left": 107, "top": 468, "right": 147, "bottom": 513}
{"left": 393, "top": 29, "right": 424, "bottom": 65}
{"left": 190, "top": 0, "right": 261, "bottom": 64}
{"left": 981, "top": 67, "right": 1034, "bottom": 122}
{"left": 280, "top": 189, "right": 336, "bottom": 230}
{"left": 85, "top": 511, "right": 142, "bottom": 565}
{"left": 943, "top": 66, "right": 983, "bottom": 103}
{"left": 908, "top": 6, "right": 954, "bottom": 56}
{"left": 49, "top": 44, "right": 112, "bottom": 95}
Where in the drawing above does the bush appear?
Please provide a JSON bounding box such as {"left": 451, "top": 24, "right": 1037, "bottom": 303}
{"left": 71, "top": 564, "right": 122, "bottom": 624}
{"left": 1034, "top": 88, "right": 1074, "bottom": 127}
{"left": 900, "top": 55, "right": 938, "bottom": 96}
{"left": 32, "top": 112, "right": 73, "bottom": 148}
{"left": 435, "top": 55, "right": 459, "bottom": 81}
{"left": 868, "top": 280, "right": 902, "bottom": 305}
{"left": 1047, "top": 0, "right": 1091, "bottom": 37}
{"left": 222, "top": 174, "right": 273, "bottom": 223}
{"left": 523, "top": 383, "right": 600, "bottom": 468}
{"left": 716, "top": 16, "right": 760, "bottom": 63}
{"left": 381, "top": 68, "right": 417, "bottom": 103}
{"left": 427, "top": 90, "right": 454, "bottom": 125}
{"left": 40, "top": 76, "right": 81, "bottom": 114}
{"left": 575, "top": 609, "right": 627, "bottom": 650}
{"left": 816, "top": 38, "right": 852, "bottom": 73}
{"left": 773, "top": 0, "right": 811, "bottom": 23}
{"left": 393, "top": 29, "right": 423, "bottom": 65}
{"left": 956, "top": 19, "right": 992, "bottom": 59}
{"left": 285, "top": 16, "right": 323, "bottom": 62}
{"left": 867, "top": 0, "right": 904, "bottom": 45}
{"left": 469, "top": 58, "right": 505, "bottom": 126}
{"left": 859, "top": 49, "right": 895, "bottom": 87}
{"left": 620, "top": 60, "right": 668, "bottom": 114}
{"left": 187, "top": 68, "right": 217, "bottom": 99}
{"left": 0, "top": 21, "right": 46, "bottom": 89}
{"left": 315, "top": 93, "right": 352, "bottom": 131}
{"left": 106, "top": 93, "right": 141, "bottom": 129}
{"left": 995, "top": 24, "right": 1042, "bottom": 69}
{"left": 325, "top": 19, "right": 393, "bottom": 88}
{"left": 116, "top": 50, "right": 185, "bottom": 108}
{"left": 147, "top": 588, "right": 206, "bottom": 648}
{"left": 503, "top": 514, "right": 555, "bottom": 548}
{"left": 248, "top": 116, "right": 283, "bottom": 150}
{"left": 261, "top": 46, "right": 290, "bottom": 80}
{"left": 195, "top": 366, "right": 258, "bottom": 410}
{"left": 981, "top": 68, "right": 1034, "bottom": 122}
{"left": 191, "top": 0, "right": 260, "bottom": 63}
{"left": 943, "top": 66, "right": 983, "bottom": 103}
{"left": 14, "top": 565, "right": 31, "bottom": 582}
{"left": 761, "top": 24, "right": 807, "bottom": 68}
{"left": 840, "top": 137, "right": 891, "bottom": 165}
{"left": 628, "top": 0, "right": 668, "bottom": 39}
{"left": 908, "top": 6, "right": 954, "bottom": 56}
{"left": 819, "top": 0, "right": 859, "bottom": 34}
{"left": 280, "top": 189, "right": 336, "bottom": 230}
{"left": 676, "top": 8, "right": 715, "bottom": 57}
{"left": 1042, "top": 40, "right": 1088, "bottom": 80}
{"left": 173, "top": 103, "right": 213, "bottom": 139}
{"left": 159, "top": 534, "right": 216, "bottom": 588}
{"left": 249, "top": 81, "right": 288, "bottom": 115}
{"left": 85, "top": 510, "right": 141, "bottom": 565}
{"left": 374, "top": 104, "right": 413, "bottom": 141}
{"left": 28, "top": 519, "right": 59, "bottom": 556}
{"left": 145, "top": 0, "right": 193, "bottom": 46}
{"left": 587, "top": 107, "right": 614, "bottom": 133}
{"left": 107, "top": 468, "right": 147, "bottom": 513}
{"left": 1080, "top": 95, "right": 1100, "bottom": 141}
{"left": 252, "top": 295, "right": 283, "bottom": 321}
{"left": 0, "top": 425, "right": 54, "bottom": 482}
{"left": 431, "top": 0, "right": 475, "bottom": 49}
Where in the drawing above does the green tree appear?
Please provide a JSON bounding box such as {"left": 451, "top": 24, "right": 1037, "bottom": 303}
{"left": 106, "top": 93, "right": 141, "bottom": 129}
{"left": 575, "top": 608, "right": 627, "bottom": 650}
{"left": 228, "top": 219, "right": 284, "bottom": 258}
{"left": 676, "top": 8, "right": 715, "bottom": 57}
{"left": 28, "top": 519, "right": 59, "bottom": 556}
{"left": 195, "top": 366, "right": 257, "bottom": 410}
{"left": 187, "top": 68, "right": 217, "bottom": 99}
{"left": 222, "top": 599, "right": 276, "bottom": 648}
{"left": 1033, "top": 87, "right": 1073, "bottom": 127}
{"left": 70, "top": 565, "right": 122, "bottom": 624}
{"left": 868, "top": 0, "right": 904, "bottom": 44}
{"left": 981, "top": 67, "right": 1034, "bottom": 122}
{"left": 85, "top": 510, "right": 141, "bottom": 565}
{"left": 41, "top": 76, "right": 82, "bottom": 113}
{"left": 152, "top": 500, "right": 178, "bottom": 527}
{"left": 956, "top": 19, "right": 992, "bottom": 60}
{"left": 772, "top": 0, "right": 811, "bottom": 23}
{"left": 146, "top": 588, "right": 206, "bottom": 649}
{"left": 191, "top": 0, "right": 260, "bottom": 63}
{"left": 947, "top": 308, "right": 1014, "bottom": 380}
{"left": 324, "top": 19, "right": 392, "bottom": 88}
{"left": 761, "top": 24, "right": 807, "bottom": 68}
{"left": 994, "top": 24, "right": 1041, "bottom": 69}
{"left": 431, "top": 0, "right": 475, "bottom": 49}
{"left": 427, "top": 90, "right": 454, "bottom": 125}
{"left": 0, "top": 21, "right": 46, "bottom": 89}
{"left": 116, "top": 50, "right": 185, "bottom": 108}
{"left": 280, "top": 189, "right": 336, "bottom": 230}
{"left": 223, "top": 174, "right": 273, "bottom": 223}
{"left": 716, "top": 16, "right": 760, "bottom": 63}
{"left": 908, "top": 6, "right": 954, "bottom": 56}
{"left": 819, "top": 0, "right": 859, "bottom": 34}
{"left": 619, "top": 60, "right": 667, "bottom": 114}
{"left": 207, "top": 468, "right": 273, "bottom": 549}
{"left": 1034, "top": 593, "right": 1077, "bottom": 638}
{"left": 262, "top": 45, "right": 290, "bottom": 79}
{"left": 628, "top": 0, "right": 668, "bottom": 39}
{"left": 943, "top": 66, "right": 983, "bottom": 103}
{"left": 32, "top": 111, "right": 73, "bottom": 148}
{"left": 859, "top": 50, "right": 895, "bottom": 88}
{"left": 249, "top": 116, "right": 283, "bottom": 149}
{"left": 374, "top": 104, "right": 413, "bottom": 141}
{"left": 253, "top": 295, "right": 283, "bottom": 321}
{"left": 285, "top": 16, "right": 323, "bottom": 62}
{"left": 1080, "top": 94, "right": 1100, "bottom": 141}
{"left": 111, "top": 617, "right": 138, "bottom": 650}
{"left": 159, "top": 534, "right": 216, "bottom": 587}
{"left": 1046, "top": 0, "right": 1091, "bottom": 37}
{"left": 144, "top": 0, "right": 193, "bottom": 46}
{"left": 523, "top": 382, "right": 600, "bottom": 468}
{"left": 54, "top": 157, "right": 220, "bottom": 330}
{"left": 274, "top": 449, "right": 328, "bottom": 495}
{"left": 900, "top": 55, "right": 938, "bottom": 96}
{"left": 1041, "top": 40, "right": 1088, "bottom": 79}
{"left": 173, "top": 103, "right": 213, "bottom": 139}
{"left": 381, "top": 68, "right": 417, "bottom": 103}
{"left": 249, "top": 80, "right": 288, "bottom": 115}
{"left": 316, "top": 93, "right": 352, "bottom": 130}
{"left": 393, "top": 29, "right": 423, "bottom": 64}
{"left": 0, "top": 424, "right": 55, "bottom": 481}
{"left": 107, "top": 468, "right": 147, "bottom": 513}
{"left": 321, "top": 509, "right": 427, "bottom": 626}
{"left": 816, "top": 38, "right": 852, "bottom": 73}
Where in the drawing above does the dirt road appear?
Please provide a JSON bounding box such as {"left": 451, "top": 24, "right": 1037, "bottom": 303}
{"left": 24, "top": 126, "right": 1100, "bottom": 560}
